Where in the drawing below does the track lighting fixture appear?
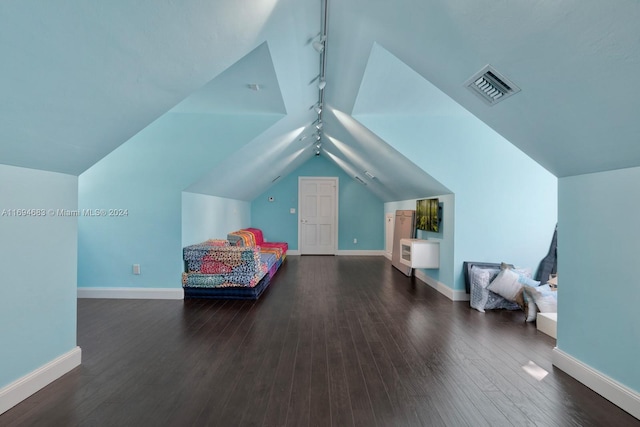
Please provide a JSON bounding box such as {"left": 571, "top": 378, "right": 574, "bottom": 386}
{"left": 312, "top": 34, "right": 326, "bottom": 53}
{"left": 312, "top": 0, "right": 328, "bottom": 153}
{"left": 312, "top": 41, "right": 324, "bottom": 53}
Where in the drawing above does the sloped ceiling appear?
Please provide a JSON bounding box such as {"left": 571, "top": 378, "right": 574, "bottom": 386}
{"left": 2, "top": 1, "right": 640, "bottom": 194}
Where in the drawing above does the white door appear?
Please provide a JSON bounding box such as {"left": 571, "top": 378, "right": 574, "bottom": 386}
{"left": 298, "top": 177, "right": 338, "bottom": 255}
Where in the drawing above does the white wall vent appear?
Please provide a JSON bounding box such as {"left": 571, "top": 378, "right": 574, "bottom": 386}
{"left": 465, "top": 65, "right": 520, "bottom": 105}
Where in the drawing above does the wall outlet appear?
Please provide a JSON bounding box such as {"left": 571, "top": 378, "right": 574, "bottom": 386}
{"left": 353, "top": 238, "right": 357, "bottom": 244}
{"left": 290, "top": 208, "right": 296, "bottom": 214}
{"left": 133, "top": 264, "right": 141, "bottom": 275}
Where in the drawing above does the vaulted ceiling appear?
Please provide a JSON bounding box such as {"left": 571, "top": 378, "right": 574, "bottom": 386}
{"left": 2, "top": 1, "right": 640, "bottom": 201}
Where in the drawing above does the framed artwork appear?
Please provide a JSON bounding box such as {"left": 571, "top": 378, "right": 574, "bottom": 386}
{"left": 416, "top": 198, "right": 439, "bottom": 232}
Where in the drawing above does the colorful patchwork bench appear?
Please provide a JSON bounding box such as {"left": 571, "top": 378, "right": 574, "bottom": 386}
{"left": 182, "top": 228, "right": 288, "bottom": 300}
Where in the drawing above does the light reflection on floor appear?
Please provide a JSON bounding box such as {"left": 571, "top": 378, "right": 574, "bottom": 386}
{"left": 522, "top": 360, "right": 549, "bottom": 381}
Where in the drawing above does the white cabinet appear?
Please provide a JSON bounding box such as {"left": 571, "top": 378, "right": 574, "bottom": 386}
{"left": 399, "top": 239, "right": 440, "bottom": 269}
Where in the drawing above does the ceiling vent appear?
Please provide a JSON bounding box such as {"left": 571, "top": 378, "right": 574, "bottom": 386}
{"left": 465, "top": 65, "right": 520, "bottom": 106}
{"left": 354, "top": 176, "right": 367, "bottom": 185}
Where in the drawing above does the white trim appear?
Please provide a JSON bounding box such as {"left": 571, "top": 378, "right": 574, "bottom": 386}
{"left": 284, "top": 250, "right": 384, "bottom": 256}
{"left": 552, "top": 348, "right": 640, "bottom": 420}
{"left": 536, "top": 312, "right": 557, "bottom": 338}
{"left": 385, "top": 213, "right": 394, "bottom": 260}
{"left": 0, "top": 347, "right": 81, "bottom": 415}
{"left": 77, "top": 287, "right": 184, "bottom": 300}
{"left": 414, "top": 269, "right": 470, "bottom": 301}
{"left": 335, "top": 250, "right": 385, "bottom": 256}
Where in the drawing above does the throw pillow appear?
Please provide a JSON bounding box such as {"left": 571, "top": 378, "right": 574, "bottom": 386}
{"left": 521, "top": 288, "right": 538, "bottom": 322}
{"left": 488, "top": 267, "right": 540, "bottom": 303}
{"left": 487, "top": 268, "right": 520, "bottom": 301}
{"left": 523, "top": 284, "right": 557, "bottom": 313}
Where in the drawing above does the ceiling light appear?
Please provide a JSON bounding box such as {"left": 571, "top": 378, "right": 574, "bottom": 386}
{"left": 315, "top": 134, "right": 321, "bottom": 141}
{"left": 313, "top": 103, "right": 323, "bottom": 114}
{"left": 247, "top": 83, "right": 261, "bottom": 91}
{"left": 318, "top": 79, "right": 326, "bottom": 90}
{"left": 315, "top": 142, "right": 322, "bottom": 149}
{"left": 364, "top": 171, "right": 375, "bottom": 179}
{"left": 315, "top": 121, "right": 323, "bottom": 130}
{"left": 315, "top": 150, "right": 321, "bottom": 156}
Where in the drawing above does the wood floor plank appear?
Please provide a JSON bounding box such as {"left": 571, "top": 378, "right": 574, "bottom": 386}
{"left": 325, "top": 304, "right": 355, "bottom": 427}
{"left": 2, "top": 256, "right": 639, "bottom": 427}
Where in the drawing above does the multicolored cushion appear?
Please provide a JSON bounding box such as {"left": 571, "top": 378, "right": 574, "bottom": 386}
{"left": 182, "top": 229, "right": 287, "bottom": 297}
{"left": 227, "top": 230, "right": 257, "bottom": 247}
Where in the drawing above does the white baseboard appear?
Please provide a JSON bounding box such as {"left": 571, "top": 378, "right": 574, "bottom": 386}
{"left": 288, "top": 250, "right": 384, "bottom": 256}
{"left": 335, "top": 250, "right": 385, "bottom": 256}
{"left": 552, "top": 348, "right": 640, "bottom": 420}
{"left": 384, "top": 252, "right": 392, "bottom": 261}
{"left": 414, "top": 270, "right": 470, "bottom": 301}
{"left": 0, "top": 347, "right": 81, "bottom": 415}
{"left": 77, "top": 287, "right": 184, "bottom": 300}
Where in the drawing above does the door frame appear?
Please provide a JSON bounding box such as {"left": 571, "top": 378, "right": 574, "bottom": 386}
{"left": 297, "top": 176, "right": 339, "bottom": 255}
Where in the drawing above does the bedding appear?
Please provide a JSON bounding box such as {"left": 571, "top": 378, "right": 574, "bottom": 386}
{"left": 464, "top": 261, "right": 554, "bottom": 322}
{"left": 468, "top": 265, "right": 521, "bottom": 313}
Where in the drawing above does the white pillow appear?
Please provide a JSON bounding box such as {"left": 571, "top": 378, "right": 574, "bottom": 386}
{"left": 487, "top": 268, "right": 522, "bottom": 301}
{"left": 524, "top": 284, "right": 557, "bottom": 313}
{"left": 522, "top": 289, "right": 538, "bottom": 322}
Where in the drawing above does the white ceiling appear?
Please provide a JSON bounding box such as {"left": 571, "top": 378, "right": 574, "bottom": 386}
{"left": 2, "top": 1, "right": 640, "bottom": 200}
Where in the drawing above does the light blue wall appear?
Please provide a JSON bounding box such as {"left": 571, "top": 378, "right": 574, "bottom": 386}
{"left": 251, "top": 155, "right": 384, "bottom": 250}
{"left": 559, "top": 167, "right": 640, "bottom": 392}
{"left": 182, "top": 192, "right": 251, "bottom": 246}
{"left": 385, "top": 194, "right": 455, "bottom": 287}
{"left": 78, "top": 113, "right": 280, "bottom": 288}
{"left": 360, "top": 115, "right": 557, "bottom": 290}
{"left": 0, "top": 164, "right": 77, "bottom": 388}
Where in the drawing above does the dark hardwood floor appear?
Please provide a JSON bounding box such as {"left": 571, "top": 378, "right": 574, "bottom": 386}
{"left": 2, "top": 256, "right": 638, "bottom": 426}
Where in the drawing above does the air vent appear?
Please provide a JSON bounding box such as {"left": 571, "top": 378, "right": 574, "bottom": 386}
{"left": 354, "top": 176, "right": 367, "bottom": 185}
{"left": 465, "top": 65, "right": 520, "bottom": 105}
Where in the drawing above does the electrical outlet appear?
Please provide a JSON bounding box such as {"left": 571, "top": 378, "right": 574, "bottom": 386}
{"left": 353, "top": 238, "right": 357, "bottom": 244}
{"left": 133, "top": 264, "right": 141, "bottom": 275}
